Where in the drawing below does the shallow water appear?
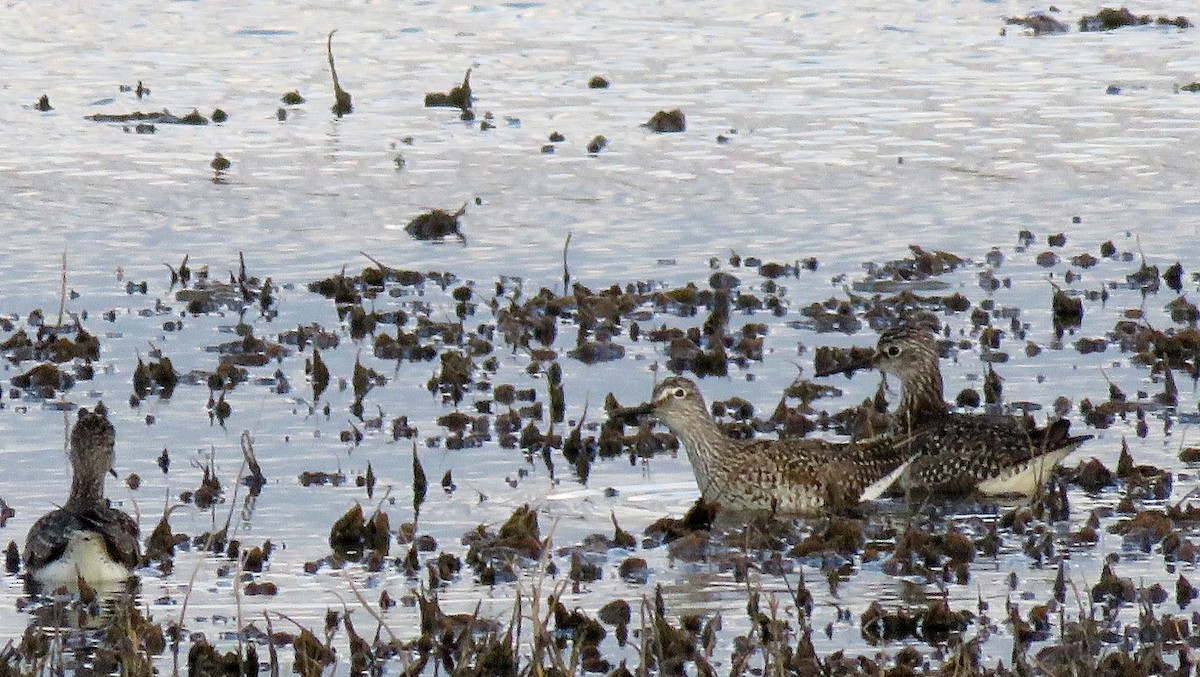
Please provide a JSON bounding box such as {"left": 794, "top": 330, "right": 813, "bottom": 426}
{"left": 1, "top": 0, "right": 1199, "bottom": 672}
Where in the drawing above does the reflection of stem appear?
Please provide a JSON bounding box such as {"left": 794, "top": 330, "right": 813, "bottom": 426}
{"left": 342, "top": 572, "right": 400, "bottom": 643}
{"left": 234, "top": 548, "right": 244, "bottom": 664}
{"left": 178, "top": 449, "right": 249, "bottom": 642}
{"left": 56, "top": 250, "right": 67, "bottom": 329}
{"left": 176, "top": 528, "right": 218, "bottom": 647}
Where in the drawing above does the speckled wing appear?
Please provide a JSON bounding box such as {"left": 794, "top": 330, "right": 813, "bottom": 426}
{"left": 711, "top": 434, "right": 919, "bottom": 513}
{"left": 838, "top": 432, "right": 923, "bottom": 501}
{"left": 23, "top": 504, "right": 141, "bottom": 573}
{"left": 82, "top": 504, "right": 141, "bottom": 569}
{"left": 713, "top": 439, "right": 831, "bottom": 513}
{"left": 898, "top": 414, "right": 1090, "bottom": 494}
{"left": 23, "top": 508, "right": 75, "bottom": 572}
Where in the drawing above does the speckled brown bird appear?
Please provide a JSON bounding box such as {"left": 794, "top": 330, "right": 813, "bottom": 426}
{"left": 618, "top": 376, "right": 918, "bottom": 514}
{"left": 24, "top": 405, "right": 140, "bottom": 592}
{"left": 871, "top": 326, "right": 1091, "bottom": 496}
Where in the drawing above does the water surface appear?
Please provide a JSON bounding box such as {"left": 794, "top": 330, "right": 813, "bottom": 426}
{"left": 0, "top": 0, "right": 1198, "bottom": 672}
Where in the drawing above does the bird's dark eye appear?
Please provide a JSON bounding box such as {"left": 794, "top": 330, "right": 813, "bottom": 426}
{"left": 673, "top": 388, "right": 687, "bottom": 398}
{"left": 886, "top": 345, "right": 901, "bottom": 357}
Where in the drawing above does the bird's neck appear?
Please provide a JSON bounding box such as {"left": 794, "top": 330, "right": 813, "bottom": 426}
{"left": 893, "top": 367, "right": 949, "bottom": 428}
{"left": 67, "top": 471, "right": 106, "bottom": 509}
{"left": 669, "top": 415, "right": 732, "bottom": 495}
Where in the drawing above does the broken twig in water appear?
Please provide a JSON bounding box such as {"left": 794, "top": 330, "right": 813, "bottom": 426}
{"left": 327, "top": 30, "right": 353, "bottom": 117}
{"left": 562, "top": 232, "right": 572, "bottom": 293}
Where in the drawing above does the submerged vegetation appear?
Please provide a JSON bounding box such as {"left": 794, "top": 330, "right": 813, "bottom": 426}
{"left": 0, "top": 231, "right": 1196, "bottom": 676}
{"left": 8, "top": 8, "right": 1200, "bottom": 676}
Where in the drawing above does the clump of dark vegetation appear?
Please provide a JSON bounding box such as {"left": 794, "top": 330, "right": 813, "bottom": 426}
{"left": 405, "top": 205, "right": 468, "bottom": 242}
{"left": 132, "top": 354, "right": 178, "bottom": 401}
{"left": 1051, "top": 284, "right": 1084, "bottom": 334}
{"left": 3, "top": 313, "right": 100, "bottom": 397}
{"left": 1005, "top": 12, "right": 1069, "bottom": 34}
{"left": 4, "top": 223, "right": 1199, "bottom": 676}
{"left": 424, "top": 69, "right": 473, "bottom": 113}
{"left": 86, "top": 109, "right": 211, "bottom": 125}
{"left": 463, "top": 504, "right": 544, "bottom": 584}
{"left": 328, "top": 502, "right": 390, "bottom": 564}
{"left": 180, "top": 454, "right": 223, "bottom": 510}
{"left": 644, "top": 109, "right": 685, "bottom": 133}
{"left": 11, "top": 363, "right": 75, "bottom": 397}
{"left": 118, "top": 80, "right": 150, "bottom": 98}
{"left": 1080, "top": 7, "right": 1191, "bottom": 30}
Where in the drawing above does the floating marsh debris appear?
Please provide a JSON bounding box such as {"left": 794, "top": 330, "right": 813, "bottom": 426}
{"left": 240, "top": 430, "right": 266, "bottom": 495}
{"left": 11, "top": 362, "right": 75, "bottom": 397}
{"left": 131, "top": 354, "right": 178, "bottom": 401}
{"left": 143, "top": 513, "right": 182, "bottom": 566}
{"left": 212, "top": 330, "right": 288, "bottom": 368}
{"left": 404, "top": 204, "right": 467, "bottom": 242}
{"left": 0, "top": 238, "right": 1197, "bottom": 673}
{"left": 349, "top": 354, "right": 386, "bottom": 417}
{"left": 307, "top": 347, "right": 330, "bottom": 401}
{"left": 1005, "top": 12, "right": 1069, "bottom": 34}
{"left": 117, "top": 80, "right": 150, "bottom": 98}
{"left": 424, "top": 68, "right": 473, "bottom": 112}
{"left": 181, "top": 455, "right": 223, "bottom": 510}
{"left": 1, "top": 321, "right": 99, "bottom": 364}
{"left": 1080, "top": 7, "right": 1191, "bottom": 30}
{"left": 1051, "top": 283, "right": 1084, "bottom": 333}
{"left": 644, "top": 108, "right": 685, "bottom": 133}
{"left": 1163, "top": 261, "right": 1184, "bottom": 291}
{"left": 412, "top": 444, "right": 427, "bottom": 520}
{"left": 328, "top": 502, "right": 389, "bottom": 562}
{"left": 86, "top": 108, "right": 210, "bottom": 125}
{"left": 164, "top": 254, "right": 191, "bottom": 290}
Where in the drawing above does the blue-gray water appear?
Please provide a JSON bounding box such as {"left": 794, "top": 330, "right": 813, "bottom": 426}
{"left": 1, "top": 0, "right": 1198, "bottom": 672}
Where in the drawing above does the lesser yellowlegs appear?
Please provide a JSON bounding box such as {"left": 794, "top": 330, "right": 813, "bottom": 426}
{"left": 616, "top": 376, "right": 917, "bottom": 514}
{"left": 866, "top": 326, "right": 1090, "bottom": 496}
